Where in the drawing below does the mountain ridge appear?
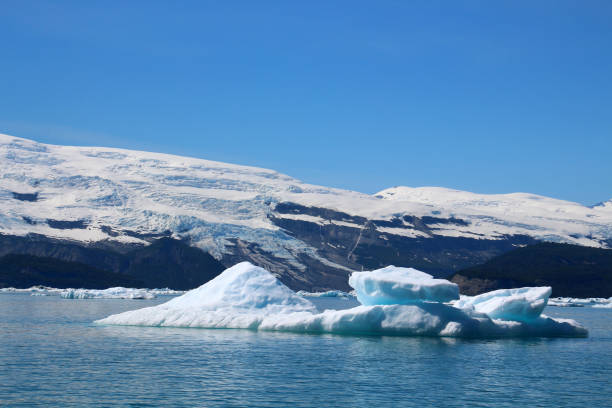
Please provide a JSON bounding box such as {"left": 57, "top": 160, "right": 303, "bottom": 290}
{"left": 2, "top": 133, "right": 611, "bottom": 290}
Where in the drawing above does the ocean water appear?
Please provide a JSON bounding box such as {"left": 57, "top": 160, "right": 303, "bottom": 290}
{"left": 0, "top": 294, "right": 610, "bottom": 407}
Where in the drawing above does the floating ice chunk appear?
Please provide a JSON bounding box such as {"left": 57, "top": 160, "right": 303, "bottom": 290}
{"left": 60, "top": 287, "right": 156, "bottom": 299}
{"left": 148, "top": 288, "right": 186, "bottom": 296}
{"left": 0, "top": 285, "right": 63, "bottom": 295}
{"left": 548, "top": 297, "right": 612, "bottom": 308}
{"left": 259, "top": 302, "right": 586, "bottom": 338}
{"left": 97, "top": 262, "right": 587, "bottom": 337}
{"left": 297, "top": 290, "right": 355, "bottom": 298}
{"left": 454, "top": 287, "right": 551, "bottom": 322}
{"left": 96, "top": 262, "right": 318, "bottom": 328}
{"left": 0, "top": 285, "right": 184, "bottom": 298}
{"left": 348, "top": 266, "right": 459, "bottom": 305}
{"left": 592, "top": 302, "right": 612, "bottom": 309}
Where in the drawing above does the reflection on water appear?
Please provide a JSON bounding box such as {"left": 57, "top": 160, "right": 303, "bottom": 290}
{"left": 0, "top": 294, "right": 610, "bottom": 407}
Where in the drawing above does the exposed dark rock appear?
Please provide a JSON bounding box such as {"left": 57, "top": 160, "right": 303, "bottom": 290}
{"left": 269, "top": 203, "right": 537, "bottom": 280}
{"left": 219, "top": 238, "right": 352, "bottom": 291}
{"left": 12, "top": 192, "right": 38, "bottom": 202}
{"left": 0, "top": 254, "right": 144, "bottom": 289}
{"left": 123, "top": 237, "right": 225, "bottom": 290}
{"left": 22, "top": 216, "right": 37, "bottom": 225}
{"left": 450, "top": 243, "right": 612, "bottom": 297}
{"left": 420, "top": 216, "right": 470, "bottom": 227}
{"left": 46, "top": 219, "right": 89, "bottom": 229}
{"left": 0, "top": 234, "right": 225, "bottom": 289}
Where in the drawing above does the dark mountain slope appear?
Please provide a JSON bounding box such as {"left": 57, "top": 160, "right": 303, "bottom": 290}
{"left": 124, "top": 237, "right": 226, "bottom": 290}
{"left": 0, "top": 254, "right": 144, "bottom": 289}
{"left": 450, "top": 243, "right": 612, "bottom": 297}
{"left": 0, "top": 234, "right": 226, "bottom": 289}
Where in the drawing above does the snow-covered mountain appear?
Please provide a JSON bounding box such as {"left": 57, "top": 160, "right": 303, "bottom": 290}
{"left": 1, "top": 133, "right": 611, "bottom": 290}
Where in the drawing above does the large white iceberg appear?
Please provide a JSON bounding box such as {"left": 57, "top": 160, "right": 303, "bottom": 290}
{"left": 348, "top": 266, "right": 459, "bottom": 305}
{"left": 96, "top": 262, "right": 587, "bottom": 338}
{"left": 97, "top": 262, "right": 317, "bottom": 328}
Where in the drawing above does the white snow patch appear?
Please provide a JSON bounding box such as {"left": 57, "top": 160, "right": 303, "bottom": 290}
{"left": 375, "top": 227, "right": 430, "bottom": 238}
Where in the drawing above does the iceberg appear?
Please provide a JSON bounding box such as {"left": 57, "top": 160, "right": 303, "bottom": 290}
{"left": 97, "top": 262, "right": 317, "bottom": 328}
{"left": 96, "top": 262, "right": 588, "bottom": 338}
{"left": 348, "top": 266, "right": 459, "bottom": 305}
{"left": 60, "top": 287, "right": 156, "bottom": 299}
{"left": 548, "top": 297, "right": 612, "bottom": 308}
{"left": 453, "top": 287, "right": 551, "bottom": 322}
{"left": 0, "top": 285, "right": 185, "bottom": 299}
{"left": 0, "top": 285, "right": 63, "bottom": 295}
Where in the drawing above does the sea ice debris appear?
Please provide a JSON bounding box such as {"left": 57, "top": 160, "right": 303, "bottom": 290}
{"left": 60, "top": 287, "right": 156, "bottom": 299}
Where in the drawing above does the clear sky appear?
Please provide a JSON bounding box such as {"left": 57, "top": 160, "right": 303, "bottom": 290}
{"left": 1, "top": 1, "right": 611, "bottom": 205}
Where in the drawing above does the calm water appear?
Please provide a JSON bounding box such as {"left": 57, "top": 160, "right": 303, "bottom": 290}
{"left": 0, "top": 294, "right": 610, "bottom": 407}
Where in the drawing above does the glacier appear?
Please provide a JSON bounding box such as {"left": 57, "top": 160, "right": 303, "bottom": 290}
{"left": 96, "top": 262, "right": 588, "bottom": 338}
{"left": 2, "top": 133, "right": 612, "bottom": 290}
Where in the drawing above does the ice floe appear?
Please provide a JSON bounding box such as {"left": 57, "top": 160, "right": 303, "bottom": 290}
{"left": 60, "top": 287, "right": 156, "bottom": 299}
{"left": 548, "top": 297, "right": 612, "bottom": 308}
{"left": 0, "top": 286, "right": 184, "bottom": 299}
{"left": 0, "top": 285, "right": 63, "bottom": 295}
{"left": 297, "top": 290, "right": 355, "bottom": 298}
{"left": 96, "top": 262, "right": 588, "bottom": 338}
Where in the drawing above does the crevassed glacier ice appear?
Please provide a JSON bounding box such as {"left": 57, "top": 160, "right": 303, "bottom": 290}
{"left": 348, "top": 266, "right": 459, "bottom": 305}
{"left": 453, "top": 287, "right": 551, "bottom": 322}
{"left": 96, "top": 262, "right": 587, "bottom": 338}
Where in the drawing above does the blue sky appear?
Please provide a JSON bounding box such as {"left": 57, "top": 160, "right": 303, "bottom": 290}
{"left": 1, "top": 1, "right": 611, "bottom": 205}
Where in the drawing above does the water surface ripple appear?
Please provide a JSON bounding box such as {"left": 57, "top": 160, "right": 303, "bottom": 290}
{"left": 1, "top": 294, "right": 610, "bottom": 407}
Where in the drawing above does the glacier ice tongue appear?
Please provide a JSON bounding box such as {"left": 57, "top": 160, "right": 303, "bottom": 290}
{"left": 453, "top": 287, "right": 551, "bottom": 322}
{"left": 348, "top": 266, "right": 460, "bottom": 305}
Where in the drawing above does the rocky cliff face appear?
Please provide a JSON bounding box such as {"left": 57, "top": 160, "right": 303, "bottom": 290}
{"left": 0, "top": 234, "right": 225, "bottom": 289}
{"left": 450, "top": 243, "right": 612, "bottom": 297}
{"left": 269, "top": 202, "right": 537, "bottom": 277}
